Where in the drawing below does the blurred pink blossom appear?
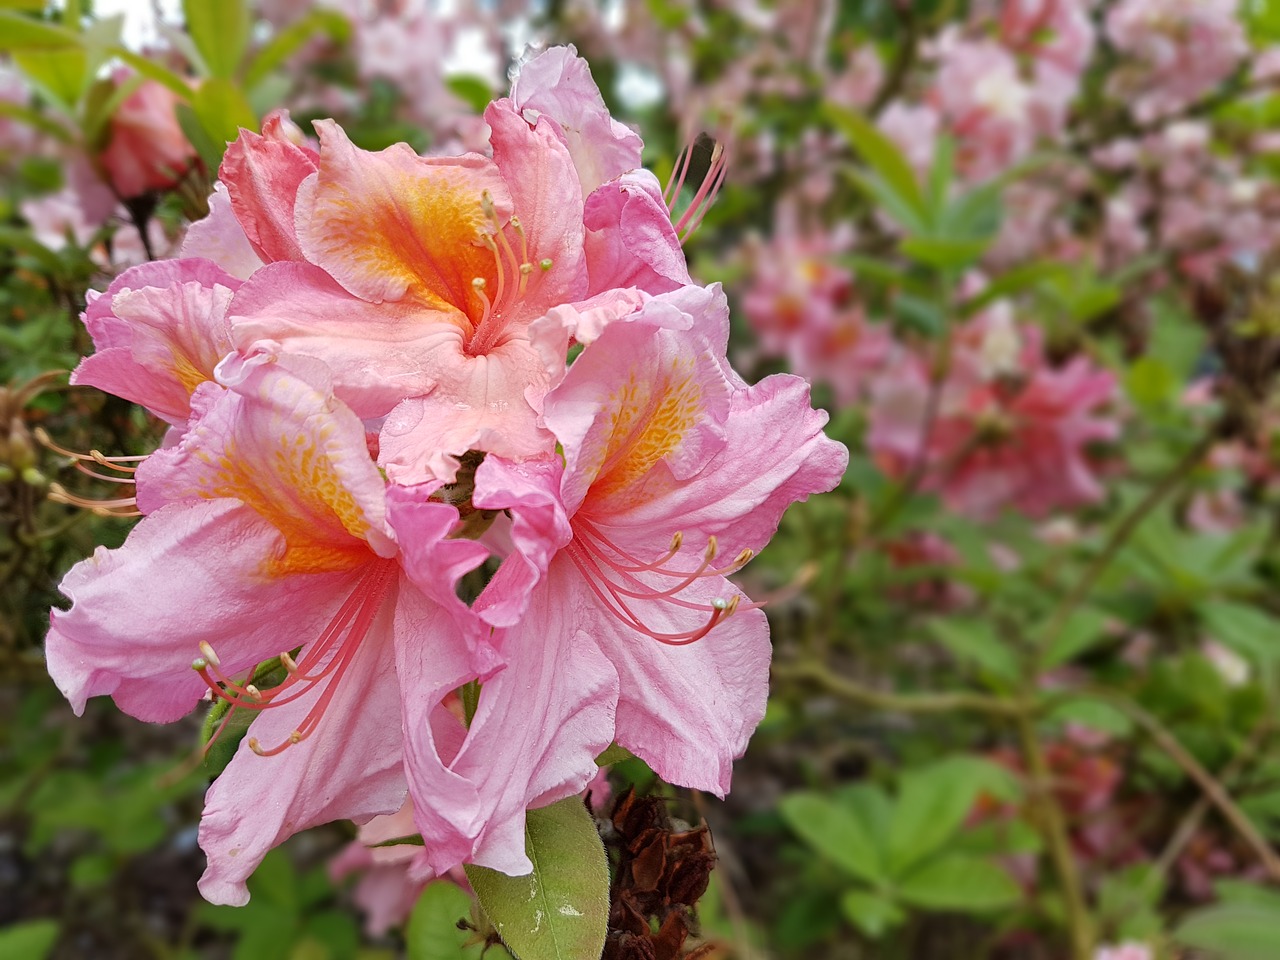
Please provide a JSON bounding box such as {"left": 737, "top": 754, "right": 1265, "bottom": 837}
{"left": 868, "top": 307, "right": 1120, "bottom": 518}
{"left": 1106, "top": 0, "right": 1247, "bottom": 122}
{"left": 97, "top": 72, "right": 198, "bottom": 198}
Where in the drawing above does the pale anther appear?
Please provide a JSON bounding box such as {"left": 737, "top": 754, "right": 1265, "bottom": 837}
{"left": 198, "top": 641, "right": 221, "bottom": 667}
{"left": 191, "top": 657, "right": 208, "bottom": 671}
{"left": 280, "top": 651, "right": 299, "bottom": 675}
{"left": 539, "top": 258, "right": 553, "bottom": 271}
{"left": 244, "top": 684, "right": 262, "bottom": 700}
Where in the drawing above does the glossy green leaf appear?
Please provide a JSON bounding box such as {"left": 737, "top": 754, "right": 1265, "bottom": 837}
{"left": 895, "top": 854, "right": 1022, "bottom": 912}
{"left": 0, "top": 919, "right": 59, "bottom": 960}
{"left": 112, "top": 48, "right": 194, "bottom": 100}
{"left": 190, "top": 76, "right": 256, "bottom": 164}
{"left": 406, "top": 883, "right": 485, "bottom": 960}
{"left": 779, "top": 791, "right": 884, "bottom": 886}
{"left": 183, "top": 0, "right": 249, "bottom": 78}
{"left": 12, "top": 47, "right": 87, "bottom": 114}
{"left": 929, "top": 619, "right": 1020, "bottom": 687}
{"left": 1200, "top": 600, "right": 1279, "bottom": 669}
{"left": 839, "top": 890, "right": 904, "bottom": 939}
{"left": 1043, "top": 606, "right": 1111, "bottom": 668}
{"left": 465, "top": 798, "right": 608, "bottom": 960}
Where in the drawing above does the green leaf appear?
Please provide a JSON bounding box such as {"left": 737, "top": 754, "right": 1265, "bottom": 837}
{"left": 465, "top": 798, "right": 608, "bottom": 960}
{"left": 594, "top": 743, "right": 634, "bottom": 766}
{"left": 1200, "top": 600, "right": 1279, "bottom": 669}
{"left": 1175, "top": 901, "right": 1280, "bottom": 960}
{"left": 839, "top": 890, "right": 904, "bottom": 939}
{"left": 1046, "top": 696, "right": 1133, "bottom": 737}
{"left": 12, "top": 46, "right": 87, "bottom": 114}
{"left": 0, "top": 919, "right": 59, "bottom": 960}
{"left": 930, "top": 619, "right": 1020, "bottom": 687}
{"left": 779, "top": 791, "right": 884, "bottom": 886}
{"left": 446, "top": 74, "right": 494, "bottom": 114}
{"left": 407, "top": 882, "right": 485, "bottom": 960}
{"left": 825, "top": 103, "right": 925, "bottom": 222}
{"left": 887, "top": 759, "right": 1013, "bottom": 875}
{"left": 960, "top": 261, "right": 1066, "bottom": 315}
{"left": 189, "top": 77, "right": 256, "bottom": 165}
{"left": 183, "top": 0, "right": 249, "bottom": 78}
{"left": 111, "top": 48, "right": 194, "bottom": 100}
{"left": 1043, "top": 606, "right": 1111, "bottom": 668}
{"left": 0, "top": 11, "right": 81, "bottom": 50}
{"left": 895, "top": 855, "right": 1022, "bottom": 912}
{"left": 899, "top": 234, "right": 990, "bottom": 270}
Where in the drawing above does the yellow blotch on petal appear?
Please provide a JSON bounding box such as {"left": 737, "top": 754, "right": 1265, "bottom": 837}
{"left": 591, "top": 357, "right": 703, "bottom": 502}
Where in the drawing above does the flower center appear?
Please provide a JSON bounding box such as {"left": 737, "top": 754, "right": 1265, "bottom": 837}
{"left": 192, "top": 559, "right": 397, "bottom": 756}
{"left": 566, "top": 519, "right": 755, "bottom": 645}
{"left": 464, "top": 191, "right": 554, "bottom": 357}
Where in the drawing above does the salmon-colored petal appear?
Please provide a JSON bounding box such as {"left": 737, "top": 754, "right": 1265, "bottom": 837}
{"left": 228, "top": 261, "right": 457, "bottom": 418}
{"left": 72, "top": 258, "right": 239, "bottom": 425}
{"left": 297, "top": 120, "right": 510, "bottom": 327}
{"left": 377, "top": 337, "right": 555, "bottom": 483}
{"left": 484, "top": 100, "right": 588, "bottom": 321}
{"left": 220, "top": 113, "right": 318, "bottom": 264}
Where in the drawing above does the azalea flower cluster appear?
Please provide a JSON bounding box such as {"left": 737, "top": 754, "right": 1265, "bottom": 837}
{"left": 43, "top": 47, "right": 846, "bottom": 905}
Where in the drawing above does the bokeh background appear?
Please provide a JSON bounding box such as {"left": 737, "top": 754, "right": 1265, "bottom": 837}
{"left": 7, "top": 1, "right": 1280, "bottom": 958}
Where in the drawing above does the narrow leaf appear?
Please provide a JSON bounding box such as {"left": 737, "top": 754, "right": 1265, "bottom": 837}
{"left": 183, "top": 0, "right": 249, "bottom": 79}
{"left": 825, "top": 102, "right": 926, "bottom": 220}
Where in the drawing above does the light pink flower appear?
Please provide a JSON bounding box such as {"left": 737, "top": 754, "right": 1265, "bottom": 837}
{"left": 392, "top": 285, "right": 847, "bottom": 874}
{"left": 45, "top": 356, "right": 497, "bottom": 906}
{"left": 1093, "top": 943, "right": 1153, "bottom": 960}
{"left": 741, "top": 208, "right": 892, "bottom": 406}
{"left": 868, "top": 307, "right": 1120, "bottom": 518}
{"left": 97, "top": 71, "right": 198, "bottom": 198}
{"left": 1106, "top": 0, "right": 1247, "bottom": 122}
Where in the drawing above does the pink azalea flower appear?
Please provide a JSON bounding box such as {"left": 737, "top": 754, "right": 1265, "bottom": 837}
{"left": 740, "top": 206, "right": 893, "bottom": 406}
{"left": 1094, "top": 943, "right": 1153, "bottom": 960}
{"left": 868, "top": 307, "right": 1120, "bottom": 518}
{"left": 97, "top": 71, "right": 199, "bottom": 198}
{"left": 329, "top": 798, "right": 432, "bottom": 936}
{"left": 204, "top": 49, "right": 686, "bottom": 482}
{"left": 45, "top": 356, "right": 498, "bottom": 906}
{"left": 393, "top": 285, "right": 847, "bottom": 876}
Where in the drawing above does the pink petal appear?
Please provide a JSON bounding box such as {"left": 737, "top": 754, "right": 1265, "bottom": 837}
{"left": 583, "top": 171, "right": 691, "bottom": 296}
{"left": 296, "top": 119, "right": 508, "bottom": 321}
{"left": 568, "top": 562, "right": 769, "bottom": 796}
{"left": 598, "top": 373, "right": 849, "bottom": 561}
{"left": 181, "top": 181, "right": 265, "bottom": 280}
{"left": 137, "top": 359, "right": 395, "bottom": 565}
{"left": 484, "top": 99, "right": 589, "bottom": 319}
{"left": 72, "top": 258, "right": 240, "bottom": 425}
{"left": 376, "top": 337, "right": 555, "bottom": 483}
{"left": 219, "top": 114, "right": 318, "bottom": 263}
{"left": 471, "top": 455, "right": 571, "bottom": 629}
{"left": 402, "top": 561, "right": 618, "bottom": 877}
{"left": 509, "top": 45, "right": 644, "bottom": 195}
{"left": 227, "top": 260, "right": 454, "bottom": 418}
{"left": 46, "top": 499, "right": 364, "bottom": 722}
{"left": 197, "top": 612, "right": 406, "bottom": 906}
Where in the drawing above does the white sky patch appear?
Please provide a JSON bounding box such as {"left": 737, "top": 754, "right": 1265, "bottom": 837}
{"left": 81, "top": 0, "right": 183, "bottom": 49}
{"left": 615, "top": 62, "right": 663, "bottom": 111}
{"left": 442, "top": 24, "right": 501, "bottom": 83}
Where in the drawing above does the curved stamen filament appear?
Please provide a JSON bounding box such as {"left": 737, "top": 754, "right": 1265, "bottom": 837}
{"left": 34, "top": 427, "right": 146, "bottom": 470}
{"left": 566, "top": 522, "right": 757, "bottom": 646}
{"left": 47, "top": 483, "right": 140, "bottom": 517}
{"left": 192, "top": 561, "right": 396, "bottom": 756}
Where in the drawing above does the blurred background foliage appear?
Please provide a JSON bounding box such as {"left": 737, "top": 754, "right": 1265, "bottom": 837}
{"left": 8, "top": 1, "right": 1280, "bottom": 958}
